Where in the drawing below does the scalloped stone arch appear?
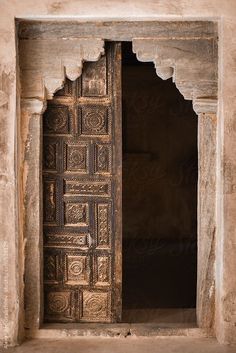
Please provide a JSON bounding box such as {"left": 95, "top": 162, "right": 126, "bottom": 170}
{"left": 132, "top": 38, "right": 218, "bottom": 113}
{"left": 20, "top": 38, "right": 105, "bottom": 101}
{"left": 20, "top": 36, "right": 217, "bottom": 114}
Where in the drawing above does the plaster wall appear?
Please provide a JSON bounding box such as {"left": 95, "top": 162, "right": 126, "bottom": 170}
{"left": 0, "top": 0, "right": 236, "bottom": 346}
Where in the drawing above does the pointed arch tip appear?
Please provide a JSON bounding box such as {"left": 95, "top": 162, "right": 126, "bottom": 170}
{"left": 65, "top": 66, "right": 83, "bottom": 82}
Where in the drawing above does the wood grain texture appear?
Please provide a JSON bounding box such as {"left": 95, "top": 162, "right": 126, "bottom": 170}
{"left": 197, "top": 113, "right": 216, "bottom": 328}
{"left": 19, "top": 38, "right": 105, "bottom": 99}
{"left": 133, "top": 38, "right": 217, "bottom": 100}
{"left": 18, "top": 21, "right": 217, "bottom": 41}
{"left": 42, "top": 42, "right": 122, "bottom": 323}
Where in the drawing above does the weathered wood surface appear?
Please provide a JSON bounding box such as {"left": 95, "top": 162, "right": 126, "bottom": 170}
{"left": 197, "top": 113, "right": 217, "bottom": 328}
{"left": 21, "top": 99, "right": 45, "bottom": 330}
{"left": 19, "top": 21, "right": 218, "bottom": 103}
{"left": 18, "top": 21, "right": 217, "bottom": 41}
{"left": 133, "top": 38, "right": 217, "bottom": 100}
{"left": 19, "top": 38, "right": 104, "bottom": 99}
{"left": 42, "top": 43, "right": 122, "bottom": 323}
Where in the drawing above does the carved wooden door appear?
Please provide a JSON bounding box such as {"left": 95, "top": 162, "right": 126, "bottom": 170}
{"left": 43, "top": 42, "right": 122, "bottom": 323}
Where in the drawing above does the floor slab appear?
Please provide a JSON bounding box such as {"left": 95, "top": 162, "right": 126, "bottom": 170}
{"left": 2, "top": 338, "right": 236, "bottom": 353}
{"left": 25, "top": 309, "right": 202, "bottom": 339}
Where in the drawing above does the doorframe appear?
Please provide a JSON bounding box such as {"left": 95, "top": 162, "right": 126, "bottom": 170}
{"left": 19, "top": 20, "right": 218, "bottom": 338}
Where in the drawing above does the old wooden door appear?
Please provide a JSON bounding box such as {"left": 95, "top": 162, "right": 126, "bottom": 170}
{"left": 43, "top": 42, "right": 122, "bottom": 323}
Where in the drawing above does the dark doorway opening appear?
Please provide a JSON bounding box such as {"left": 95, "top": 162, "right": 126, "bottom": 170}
{"left": 122, "top": 42, "right": 198, "bottom": 323}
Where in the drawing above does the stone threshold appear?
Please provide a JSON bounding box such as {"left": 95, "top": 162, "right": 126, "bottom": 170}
{"left": 25, "top": 309, "right": 212, "bottom": 339}
{"left": 26, "top": 324, "right": 213, "bottom": 339}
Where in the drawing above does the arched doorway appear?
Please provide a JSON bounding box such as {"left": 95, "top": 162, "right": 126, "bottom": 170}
{"left": 42, "top": 41, "right": 198, "bottom": 324}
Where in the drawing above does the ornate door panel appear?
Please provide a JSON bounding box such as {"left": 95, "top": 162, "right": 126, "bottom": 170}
{"left": 43, "top": 43, "right": 122, "bottom": 323}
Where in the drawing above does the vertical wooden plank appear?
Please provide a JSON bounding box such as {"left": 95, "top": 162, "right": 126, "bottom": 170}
{"left": 112, "top": 42, "right": 122, "bottom": 322}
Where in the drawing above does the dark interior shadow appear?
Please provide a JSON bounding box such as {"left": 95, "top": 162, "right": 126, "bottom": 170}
{"left": 122, "top": 42, "right": 198, "bottom": 318}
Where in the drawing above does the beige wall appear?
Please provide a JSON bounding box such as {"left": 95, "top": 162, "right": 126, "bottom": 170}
{"left": 0, "top": 0, "right": 236, "bottom": 346}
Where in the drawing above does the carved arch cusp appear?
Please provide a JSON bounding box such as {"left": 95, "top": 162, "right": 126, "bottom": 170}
{"left": 154, "top": 66, "right": 174, "bottom": 80}
{"left": 132, "top": 39, "right": 174, "bottom": 80}
{"left": 20, "top": 38, "right": 105, "bottom": 100}
{"left": 132, "top": 38, "right": 217, "bottom": 101}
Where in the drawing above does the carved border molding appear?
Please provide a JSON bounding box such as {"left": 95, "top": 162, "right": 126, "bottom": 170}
{"left": 132, "top": 38, "right": 218, "bottom": 113}
{"left": 20, "top": 38, "right": 105, "bottom": 100}
{"left": 21, "top": 98, "right": 46, "bottom": 115}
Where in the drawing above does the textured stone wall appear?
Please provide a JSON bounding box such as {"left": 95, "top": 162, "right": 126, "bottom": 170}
{"left": 0, "top": 0, "right": 236, "bottom": 346}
